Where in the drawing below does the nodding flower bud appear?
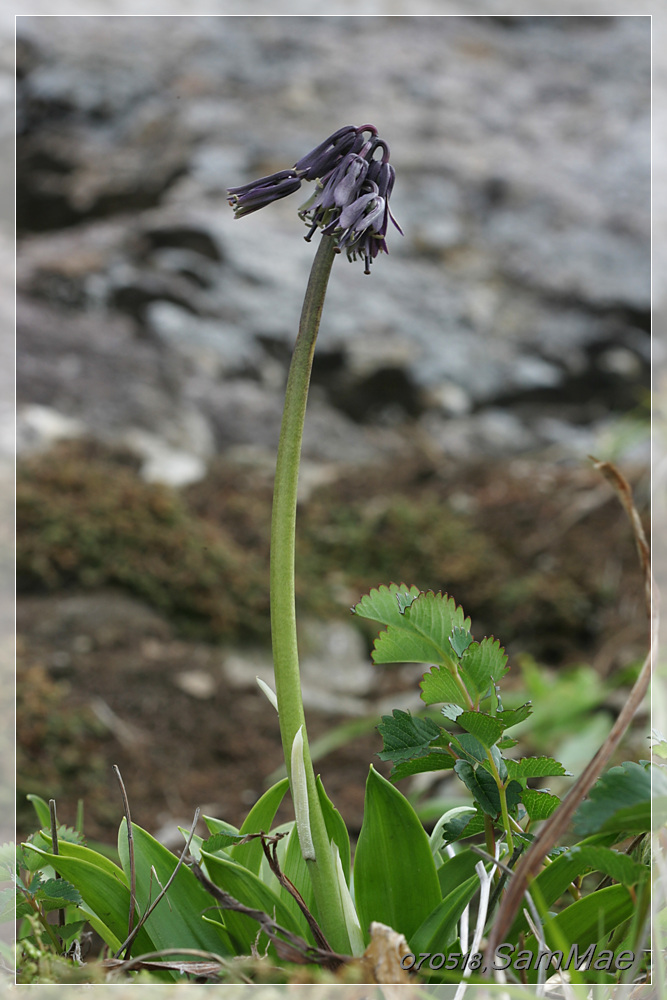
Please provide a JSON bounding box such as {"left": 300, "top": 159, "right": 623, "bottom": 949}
{"left": 227, "top": 124, "right": 401, "bottom": 273}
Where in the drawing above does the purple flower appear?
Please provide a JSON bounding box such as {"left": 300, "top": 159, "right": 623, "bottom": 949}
{"left": 227, "top": 124, "right": 401, "bottom": 273}
{"left": 227, "top": 169, "right": 303, "bottom": 218}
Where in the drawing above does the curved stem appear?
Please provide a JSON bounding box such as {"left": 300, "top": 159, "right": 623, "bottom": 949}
{"left": 270, "top": 234, "right": 350, "bottom": 954}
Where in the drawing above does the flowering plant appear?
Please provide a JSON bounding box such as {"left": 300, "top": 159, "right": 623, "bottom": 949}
{"left": 14, "top": 126, "right": 656, "bottom": 988}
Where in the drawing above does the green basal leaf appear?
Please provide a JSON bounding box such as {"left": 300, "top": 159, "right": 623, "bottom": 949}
{"left": 26, "top": 794, "right": 51, "bottom": 830}
{"left": 436, "top": 847, "right": 480, "bottom": 895}
{"left": 35, "top": 838, "right": 129, "bottom": 887}
{"left": 201, "top": 849, "right": 301, "bottom": 955}
{"left": 279, "top": 824, "right": 316, "bottom": 939}
{"left": 411, "top": 874, "right": 480, "bottom": 956}
{"left": 453, "top": 711, "right": 505, "bottom": 750}
{"left": 449, "top": 627, "right": 474, "bottom": 657}
{"left": 497, "top": 703, "right": 533, "bottom": 729}
{"left": 421, "top": 666, "right": 467, "bottom": 707}
{"left": 316, "top": 776, "right": 351, "bottom": 883}
{"left": 354, "top": 766, "right": 441, "bottom": 946}
{"left": 459, "top": 637, "right": 508, "bottom": 699}
{"left": 118, "top": 820, "right": 232, "bottom": 956}
{"left": 22, "top": 843, "right": 156, "bottom": 955}
{"left": 390, "top": 750, "right": 457, "bottom": 782}
{"left": 521, "top": 788, "right": 561, "bottom": 821}
{"left": 505, "top": 756, "right": 572, "bottom": 781}
{"left": 232, "top": 778, "right": 290, "bottom": 876}
{"left": 377, "top": 710, "right": 442, "bottom": 764}
{"left": 524, "top": 884, "right": 635, "bottom": 983}
{"left": 573, "top": 761, "right": 652, "bottom": 837}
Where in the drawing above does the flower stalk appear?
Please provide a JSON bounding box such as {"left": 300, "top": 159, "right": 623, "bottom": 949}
{"left": 269, "top": 233, "right": 350, "bottom": 952}
{"left": 228, "top": 124, "right": 401, "bottom": 954}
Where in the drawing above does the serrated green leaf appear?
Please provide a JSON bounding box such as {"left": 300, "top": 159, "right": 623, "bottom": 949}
{"left": 505, "top": 757, "right": 572, "bottom": 781}
{"left": 396, "top": 591, "right": 419, "bottom": 614}
{"left": 459, "top": 638, "right": 508, "bottom": 699}
{"left": 56, "top": 920, "right": 88, "bottom": 946}
{"left": 497, "top": 736, "right": 519, "bottom": 750}
{"left": 377, "top": 710, "right": 442, "bottom": 765}
{"left": 201, "top": 831, "right": 245, "bottom": 853}
{"left": 118, "top": 821, "right": 232, "bottom": 956}
{"left": 449, "top": 627, "right": 474, "bottom": 657}
{"left": 352, "top": 583, "right": 423, "bottom": 628}
{"left": 573, "top": 761, "right": 652, "bottom": 837}
{"left": 361, "top": 590, "right": 470, "bottom": 668}
{"left": 390, "top": 750, "right": 457, "bottom": 782}
{"left": 35, "top": 877, "right": 82, "bottom": 906}
{"left": 561, "top": 846, "right": 648, "bottom": 887}
{"left": 454, "top": 733, "right": 488, "bottom": 763}
{"left": 441, "top": 808, "right": 485, "bottom": 845}
{"left": 441, "top": 703, "right": 464, "bottom": 721}
{"left": 497, "top": 703, "right": 533, "bottom": 729}
{"left": 354, "top": 766, "right": 441, "bottom": 946}
{"left": 454, "top": 711, "right": 505, "bottom": 750}
{"left": 421, "top": 666, "right": 467, "bottom": 707}
{"left": 202, "top": 816, "right": 239, "bottom": 837}
{"left": 522, "top": 788, "right": 561, "bottom": 821}
{"left": 454, "top": 761, "right": 500, "bottom": 816}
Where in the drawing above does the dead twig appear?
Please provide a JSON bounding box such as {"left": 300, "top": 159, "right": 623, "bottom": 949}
{"left": 103, "top": 947, "right": 252, "bottom": 983}
{"left": 258, "top": 832, "right": 333, "bottom": 953}
{"left": 190, "top": 860, "right": 348, "bottom": 972}
{"left": 112, "top": 765, "right": 136, "bottom": 956}
{"left": 484, "top": 459, "right": 657, "bottom": 971}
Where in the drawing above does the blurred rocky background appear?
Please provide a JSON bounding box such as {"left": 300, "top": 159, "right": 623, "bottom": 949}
{"left": 16, "top": 15, "right": 651, "bottom": 846}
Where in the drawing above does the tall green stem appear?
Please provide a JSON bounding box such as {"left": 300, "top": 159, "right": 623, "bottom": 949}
{"left": 270, "top": 234, "right": 350, "bottom": 954}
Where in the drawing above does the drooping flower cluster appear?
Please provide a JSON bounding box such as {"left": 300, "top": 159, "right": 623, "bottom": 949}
{"left": 227, "top": 125, "right": 402, "bottom": 274}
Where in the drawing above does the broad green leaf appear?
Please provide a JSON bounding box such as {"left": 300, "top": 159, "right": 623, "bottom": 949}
{"left": 573, "top": 762, "right": 652, "bottom": 837}
{"left": 354, "top": 766, "right": 441, "bottom": 946}
{"left": 232, "top": 778, "right": 290, "bottom": 875}
{"left": 510, "top": 843, "right": 649, "bottom": 942}
{"left": 118, "top": 821, "right": 232, "bottom": 956}
{"left": 26, "top": 794, "right": 51, "bottom": 830}
{"left": 436, "top": 847, "right": 480, "bottom": 896}
{"left": 421, "top": 666, "right": 467, "bottom": 707}
{"left": 506, "top": 757, "right": 571, "bottom": 781}
{"left": 377, "top": 710, "right": 442, "bottom": 764}
{"left": 316, "top": 777, "right": 351, "bottom": 883}
{"left": 276, "top": 824, "right": 314, "bottom": 940}
{"left": 22, "top": 844, "right": 156, "bottom": 955}
{"left": 459, "top": 638, "right": 508, "bottom": 698}
{"left": 454, "top": 711, "right": 505, "bottom": 750}
{"left": 391, "top": 750, "right": 457, "bottom": 782}
{"left": 523, "top": 885, "right": 634, "bottom": 984}
{"left": 352, "top": 583, "right": 423, "bottom": 628}
{"left": 411, "top": 874, "right": 480, "bottom": 955}
{"left": 401, "top": 592, "right": 470, "bottom": 658}
{"left": 201, "top": 848, "right": 302, "bottom": 955}
{"left": 522, "top": 788, "right": 561, "bottom": 821}
{"left": 37, "top": 838, "right": 129, "bottom": 887}
{"left": 449, "top": 627, "right": 473, "bottom": 657}
{"left": 497, "top": 704, "right": 533, "bottom": 729}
